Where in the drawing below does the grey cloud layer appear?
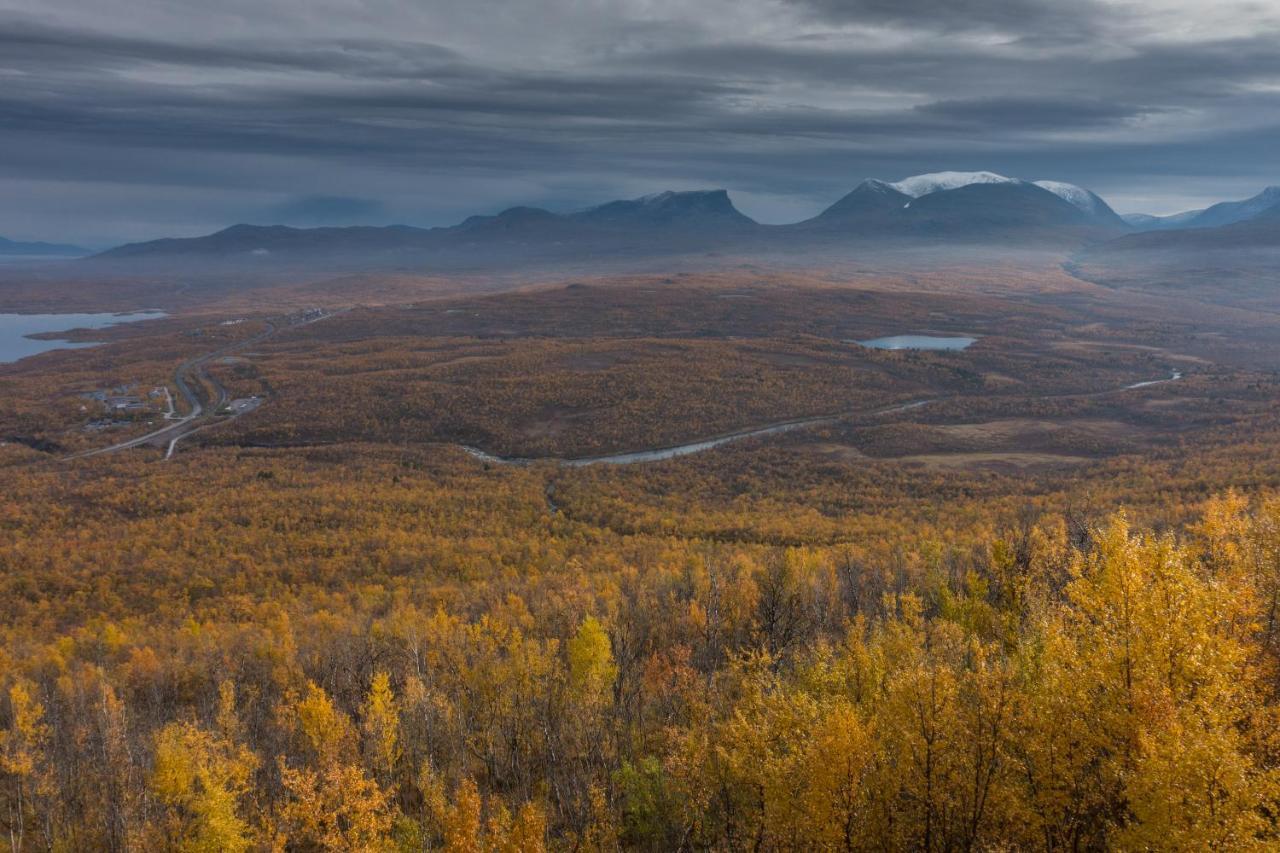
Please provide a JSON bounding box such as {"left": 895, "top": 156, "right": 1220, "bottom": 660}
{"left": 0, "top": 0, "right": 1278, "bottom": 243}
{"left": 786, "top": 0, "right": 1108, "bottom": 38}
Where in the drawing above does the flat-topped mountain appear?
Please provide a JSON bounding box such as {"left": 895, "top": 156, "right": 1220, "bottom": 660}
{"left": 570, "top": 190, "right": 756, "bottom": 229}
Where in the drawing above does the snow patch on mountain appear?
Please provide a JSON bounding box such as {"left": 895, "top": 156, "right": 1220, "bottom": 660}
{"left": 1034, "top": 181, "right": 1105, "bottom": 215}
{"left": 888, "top": 171, "right": 1017, "bottom": 198}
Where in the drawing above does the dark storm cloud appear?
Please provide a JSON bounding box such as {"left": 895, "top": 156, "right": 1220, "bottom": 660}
{"left": 0, "top": 1, "right": 1277, "bottom": 242}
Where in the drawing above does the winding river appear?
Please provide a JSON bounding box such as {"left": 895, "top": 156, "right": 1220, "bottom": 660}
{"left": 461, "top": 369, "right": 1186, "bottom": 468}
{"left": 462, "top": 398, "right": 933, "bottom": 467}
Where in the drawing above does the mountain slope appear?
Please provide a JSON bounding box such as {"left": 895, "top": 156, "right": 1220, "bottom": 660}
{"left": 1185, "top": 186, "right": 1280, "bottom": 228}
{"left": 803, "top": 180, "right": 913, "bottom": 227}
{"left": 1033, "top": 181, "right": 1129, "bottom": 228}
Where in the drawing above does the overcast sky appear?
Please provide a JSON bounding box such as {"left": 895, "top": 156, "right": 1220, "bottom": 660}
{"left": 3, "top": 0, "right": 1280, "bottom": 246}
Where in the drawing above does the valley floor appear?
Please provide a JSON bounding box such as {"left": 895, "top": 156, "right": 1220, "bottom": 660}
{"left": 3, "top": 253, "right": 1280, "bottom": 849}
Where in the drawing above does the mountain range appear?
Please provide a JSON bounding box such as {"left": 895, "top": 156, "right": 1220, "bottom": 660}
{"left": 89, "top": 173, "right": 1130, "bottom": 266}
{"left": 59, "top": 172, "right": 1280, "bottom": 269}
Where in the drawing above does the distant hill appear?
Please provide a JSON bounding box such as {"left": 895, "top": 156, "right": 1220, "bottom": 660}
{"left": 95, "top": 223, "right": 431, "bottom": 260}
{"left": 1099, "top": 200, "right": 1280, "bottom": 252}
{"left": 0, "top": 235, "right": 87, "bottom": 257}
{"left": 1122, "top": 186, "right": 1280, "bottom": 231}
{"left": 1183, "top": 187, "right": 1280, "bottom": 229}
{"left": 1121, "top": 211, "right": 1201, "bottom": 229}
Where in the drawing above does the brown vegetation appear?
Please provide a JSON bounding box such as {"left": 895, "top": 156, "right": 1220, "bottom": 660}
{"left": 5, "top": 257, "right": 1280, "bottom": 848}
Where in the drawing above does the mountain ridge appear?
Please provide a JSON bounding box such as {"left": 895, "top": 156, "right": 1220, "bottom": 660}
{"left": 1095, "top": 200, "right": 1280, "bottom": 253}
{"left": 1122, "top": 186, "right": 1280, "bottom": 231}
{"left": 91, "top": 173, "right": 1280, "bottom": 267}
{"left": 0, "top": 235, "right": 88, "bottom": 257}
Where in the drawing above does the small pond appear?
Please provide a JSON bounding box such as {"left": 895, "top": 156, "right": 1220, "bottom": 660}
{"left": 856, "top": 334, "right": 977, "bottom": 351}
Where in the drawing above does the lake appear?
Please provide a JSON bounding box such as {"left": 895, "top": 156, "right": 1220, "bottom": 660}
{"left": 857, "top": 334, "right": 977, "bottom": 351}
{"left": 0, "top": 311, "right": 166, "bottom": 364}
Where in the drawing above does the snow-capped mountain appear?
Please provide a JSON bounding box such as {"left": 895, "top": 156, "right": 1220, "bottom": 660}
{"left": 887, "top": 171, "right": 1018, "bottom": 198}
{"left": 803, "top": 171, "right": 1128, "bottom": 240}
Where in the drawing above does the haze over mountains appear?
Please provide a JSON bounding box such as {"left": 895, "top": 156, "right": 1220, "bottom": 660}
{"left": 1101, "top": 200, "right": 1280, "bottom": 253}
{"left": 84, "top": 172, "right": 1120, "bottom": 268}
{"left": 1077, "top": 184, "right": 1280, "bottom": 311}
{"left": 25, "top": 172, "right": 1280, "bottom": 274}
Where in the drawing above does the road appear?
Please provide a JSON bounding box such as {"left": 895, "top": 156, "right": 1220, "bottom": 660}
{"left": 66, "top": 308, "right": 344, "bottom": 461}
